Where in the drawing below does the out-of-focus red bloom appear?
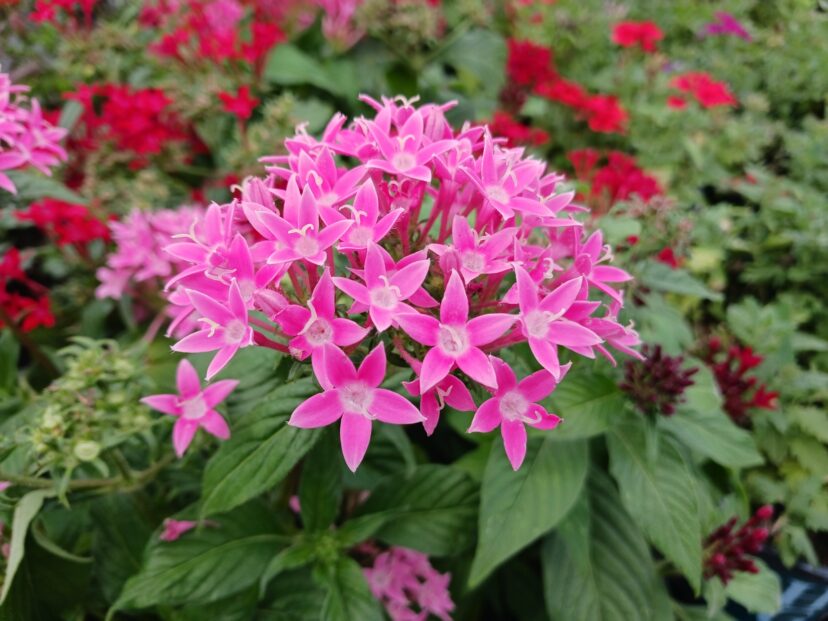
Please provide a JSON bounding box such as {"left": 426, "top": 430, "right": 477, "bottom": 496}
{"left": 591, "top": 152, "right": 662, "bottom": 203}
{"left": 611, "top": 20, "right": 664, "bottom": 53}
{"left": 704, "top": 506, "right": 773, "bottom": 584}
{"left": 534, "top": 78, "right": 588, "bottom": 108}
{"left": 567, "top": 148, "right": 601, "bottom": 180}
{"left": 488, "top": 111, "right": 549, "bottom": 147}
{"left": 704, "top": 338, "right": 779, "bottom": 426}
{"left": 580, "top": 94, "right": 628, "bottom": 133}
{"left": 218, "top": 86, "right": 260, "bottom": 121}
{"left": 655, "top": 247, "right": 683, "bottom": 269}
{"left": 506, "top": 39, "right": 555, "bottom": 87}
{"left": 621, "top": 344, "right": 698, "bottom": 416}
{"left": 0, "top": 249, "right": 54, "bottom": 332}
{"left": 30, "top": 0, "right": 97, "bottom": 26}
{"left": 667, "top": 95, "right": 688, "bottom": 110}
{"left": 670, "top": 72, "right": 737, "bottom": 108}
{"left": 15, "top": 199, "right": 110, "bottom": 248}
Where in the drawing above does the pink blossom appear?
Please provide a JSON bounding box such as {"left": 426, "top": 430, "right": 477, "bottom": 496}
{"left": 701, "top": 12, "right": 752, "bottom": 41}
{"left": 403, "top": 373, "right": 476, "bottom": 436}
{"left": 429, "top": 216, "right": 515, "bottom": 282}
{"left": 469, "top": 357, "right": 563, "bottom": 469}
{"left": 397, "top": 270, "right": 516, "bottom": 393}
{"left": 159, "top": 519, "right": 199, "bottom": 542}
{"left": 288, "top": 345, "right": 424, "bottom": 471}
{"left": 320, "top": 179, "right": 403, "bottom": 251}
{"left": 141, "top": 359, "right": 237, "bottom": 456}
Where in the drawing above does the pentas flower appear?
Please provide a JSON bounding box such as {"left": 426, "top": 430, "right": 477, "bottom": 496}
{"left": 669, "top": 72, "right": 737, "bottom": 109}
{"left": 141, "top": 359, "right": 237, "bottom": 456}
{"left": 611, "top": 20, "right": 664, "bottom": 53}
{"left": 159, "top": 519, "right": 198, "bottom": 542}
{"left": 288, "top": 344, "right": 424, "bottom": 471}
{"left": 469, "top": 357, "right": 563, "bottom": 470}
{"left": 700, "top": 12, "right": 752, "bottom": 41}
{"left": 506, "top": 39, "right": 555, "bottom": 87}
{"left": 15, "top": 199, "right": 109, "bottom": 248}
{"left": 488, "top": 111, "right": 549, "bottom": 148}
{"left": 160, "top": 96, "right": 640, "bottom": 469}
{"left": 218, "top": 85, "right": 259, "bottom": 122}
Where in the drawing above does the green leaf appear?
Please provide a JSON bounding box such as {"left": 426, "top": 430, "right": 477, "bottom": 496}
{"left": 112, "top": 502, "right": 285, "bottom": 612}
{"left": 299, "top": 428, "right": 343, "bottom": 532}
{"left": 0, "top": 489, "right": 54, "bottom": 605}
{"left": 437, "top": 29, "right": 506, "bottom": 116}
{"left": 316, "top": 557, "right": 383, "bottom": 621}
{"left": 258, "top": 568, "right": 326, "bottom": 621}
{"left": 724, "top": 559, "right": 781, "bottom": 614}
{"left": 263, "top": 45, "right": 348, "bottom": 97}
{"left": 468, "top": 438, "right": 588, "bottom": 586}
{"left": 200, "top": 379, "right": 321, "bottom": 517}
{"left": 259, "top": 542, "right": 317, "bottom": 595}
{"left": 355, "top": 464, "right": 478, "bottom": 556}
{"left": 548, "top": 369, "right": 625, "bottom": 439}
{"left": 58, "top": 100, "right": 84, "bottom": 131}
{"left": 0, "top": 329, "right": 21, "bottom": 393}
{"left": 542, "top": 469, "right": 668, "bottom": 621}
{"left": 790, "top": 406, "right": 828, "bottom": 443}
{"left": 608, "top": 424, "right": 703, "bottom": 592}
{"left": 4, "top": 170, "right": 86, "bottom": 204}
{"left": 660, "top": 366, "right": 763, "bottom": 468}
{"left": 636, "top": 261, "right": 723, "bottom": 301}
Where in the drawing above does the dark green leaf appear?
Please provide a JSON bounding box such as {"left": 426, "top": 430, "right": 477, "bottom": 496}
{"left": 469, "top": 438, "right": 588, "bottom": 586}
{"left": 724, "top": 559, "right": 781, "bottom": 614}
{"left": 316, "top": 557, "right": 383, "bottom": 621}
{"left": 258, "top": 568, "right": 326, "bottom": 621}
{"left": 0, "top": 489, "right": 54, "bottom": 605}
{"left": 299, "top": 428, "right": 343, "bottom": 533}
{"left": 548, "top": 369, "right": 625, "bottom": 438}
{"left": 4, "top": 170, "right": 86, "bottom": 204}
{"left": 636, "top": 261, "right": 723, "bottom": 301}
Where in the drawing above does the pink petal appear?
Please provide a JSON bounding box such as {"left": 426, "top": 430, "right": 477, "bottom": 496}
{"left": 173, "top": 330, "right": 221, "bottom": 354}
{"left": 176, "top": 359, "right": 201, "bottom": 398}
{"left": 206, "top": 344, "right": 241, "bottom": 380}
{"left": 456, "top": 347, "right": 497, "bottom": 388}
{"left": 593, "top": 265, "right": 632, "bottom": 282}
{"left": 332, "top": 318, "right": 369, "bottom": 347}
{"left": 172, "top": 419, "right": 198, "bottom": 457}
{"left": 528, "top": 337, "right": 561, "bottom": 379}
{"left": 228, "top": 279, "right": 247, "bottom": 319}
{"left": 141, "top": 394, "right": 181, "bottom": 416}
{"left": 354, "top": 178, "right": 379, "bottom": 223}
{"left": 502, "top": 420, "right": 528, "bottom": 470}
{"left": 289, "top": 390, "right": 343, "bottom": 428}
{"left": 442, "top": 376, "right": 476, "bottom": 411}
{"left": 530, "top": 406, "right": 561, "bottom": 430}
{"left": 369, "top": 306, "right": 394, "bottom": 332}
{"left": 397, "top": 312, "right": 439, "bottom": 346}
{"left": 322, "top": 344, "right": 358, "bottom": 388}
{"left": 551, "top": 319, "right": 602, "bottom": 348}
{"left": 420, "top": 391, "right": 440, "bottom": 436}
{"left": 451, "top": 216, "right": 475, "bottom": 251}
{"left": 370, "top": 389, "right": 423, "bottom": 424}
{"left": 440, "top": 270, "right": 469, "bottom": 324}
{"left": 357, "top": 344, "right": 387, "bottom": 387}
{"left": 276, "top": 305, "right": 311, "bottom": 336}
{"left": 200, "top": 411, "right": 231, "bottom": 440}
{"left": 311, "top": 271, "right": 335, "bottom": 317}
{"left": 333, "top": 277, "right": 370, "bottom": 305}
{"left": 468, "top": 398, "right": 501, "bottom": 433}
{"left": 491, "top": 357, "right": 517, "bottom": 392}
{"left": 202, "top": 379, "right": 239, "bottom": 407}
{"left": 340, "top": 412, "right": 372, "bottom": 472}
{"left": 539, "top": 277, "right": 583, "bottom": 316}
{"left": 390, "top": 259, "right": 430, "bottom": 300}
{"left": 518, "top": 369, "right": 558, "bottom": 402}
{"left": 187, "top": 289, "right": 234, "bottom": 325}
{"left": 317, "top": 220, "right": 353, "bottom": 251}
{"left": 515, "top": 266, "right": 539, "bottom": 313}
{"left": 467, "top": 313, "right": 516, "bottom": 346}
{"left": 420, "top": 347, "right": 454, "bottom": 393}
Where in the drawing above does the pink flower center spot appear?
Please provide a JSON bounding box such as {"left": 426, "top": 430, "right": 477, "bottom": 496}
{"left": 437, "top": 324, "right": 469, "bottom": 356}
{"left": 370, "top": 282, "right": 400, "bottom": 310}
{"left": 524, "top": 310, "right": 551, "bottom": 339}
{"left": 303, "top": 318, "right": 333, "bottom": 346}
{"left": 499, "top": 391, "right": 529, "bottom": 421}
{"left": 294, "top": 233, "right": 319, "bottom": 258}
{"left": 339, "top": 382, "right": 374, "bottom": 416}
{"left": 485, "top": 185, "right": 510, "bottom": 204}
{"left": 238, "top": 279, "right": 255, "bottom": 301}
{"left": 348, "top": 226, "right": 373, "bottom": 247}
{"left": 391, "top": 152, "right": 416, "bottom": 172}
{"left": 181, "top": 395, "right": 208, "bottom": 420}
{"left": 461, "top": 251, "right": 486, "bottom": 274}
{"left": 225, "top": 319, "right": 247, "bottom": 343}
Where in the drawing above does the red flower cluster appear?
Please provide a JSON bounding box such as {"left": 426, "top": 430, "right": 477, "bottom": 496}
{"left": 144, "top": 0, "right": 285, "bottom": 71}
{"left": 0, "top": 249, "right": 54, "bottom": 332}
{"left": 218, "top": 85, "right": 260, "bottom": 122}
{"left": 568, "top": 149, "right": 662, "bottom": 210}
{"left": 611, "top": 20, "right": 664, "bottom": 53}
{"left": 704, "top": 338, "right": 779, "bottom": 426}
{"left": 504, "top": 38, "right": 628, "bottom": 134}
{"left": 621, "top": 344, "right": 698, "bottom": 416}
{"left": 65, "top": 84, "right": 194, "bottom": 170}
{"left": 704, "top": 505, "right": 773, "bottom": 584}
{"left": 487, "top": 111, "right": 549, "bottom": 147}
{"left": 30, "top": 0, "right": 97, "bottom": 26}
{"left": 15, "top": 199, "right": 110, "bottom": 248}
{"left": 669, "top": 72, "right": 737, "bottom": 109}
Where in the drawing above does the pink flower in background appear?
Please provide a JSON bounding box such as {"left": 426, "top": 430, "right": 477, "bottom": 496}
{"left": 159, "top": 519, "right": 199, "bottom": 541}
{"left": 364, "top": 547, "right": 454, "bottom": 621}
{"left": 316, "top": 0, "right": 365, "bottom": 50}
{"left": 469, "top": 357, "right": 563, "bottom": 469}
{"left": 701, "top": 12, "right": 752, "bottom": 41}
{"left": 397, "top": 270, "right": 516, "bottom": 392}
{"left": 141, "top": 359, "right": 237, "bottom": 456}
{"left": 288, "top": 344, "right": 424, "bottom": 471}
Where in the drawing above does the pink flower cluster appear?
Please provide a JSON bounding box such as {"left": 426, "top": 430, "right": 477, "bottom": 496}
{"left": 0, "top": 71, "right": 67, "bottom": 195}
{"left": 161, "top": 95, "right": 640, "bottom": 471}
{"left": 364, "top": 546, "right": 454, "bottom": 621}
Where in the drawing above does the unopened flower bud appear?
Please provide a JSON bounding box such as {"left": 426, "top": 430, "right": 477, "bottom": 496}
{"left": 73, "top": 440, "right": 101, "bottom": 462}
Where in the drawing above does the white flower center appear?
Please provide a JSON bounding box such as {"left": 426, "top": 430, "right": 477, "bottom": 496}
{"left": 391, "top": 152, "right": 416, "bottom": 172}
{"left": 486, "top": 185, "right": 510, "bottom": 204}
{"left": 339, "top": 382, "right": 374, "bottom": 416}
{"left": 461, "top": 251, "right": 486, "bottom": 274}
{"left": 499, "top": 391, "right": 528, "bottom": 421}
{"left": 524, "top": 310, "right": 551, "bottom": 339}
{"left": 437, "top": 324, "right": 469, "bottom": 356}
{"left": 348, "top": 226, "right": 373, "bottom": 247}
{"left": 303, "top": 318, "right": 333, "bottom": 346}
{"left": 181, "top": 395, "right": 208, "bottom": 420}
{"left": 294, "top": 234, "right": 319, "bottom": 258}
{"left": 370, "top": 283, "right": 400, "bottom": 309}
{"left": 224, "top": 319, "right": 247, "bottom": 344}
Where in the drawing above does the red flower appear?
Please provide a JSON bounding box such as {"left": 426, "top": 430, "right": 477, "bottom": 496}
{"left": 15, "top": 199, "right": 110, "bottom": 247}
{"left": 670, "top": 72, "right": 737, "bottom": 108}
{"left": 611, "top": 20, "right": 664, "bottom": 53}
{"left": 0, "top": 249, "right": 54, "bottom": 333}
{"left": 506, "top": 39, "right": 555, "bottom": 87}
{"left": 704, "top": 506, "right": 773, "bottom": 585}
{"left": 655, "top": 247, "right": 683, "bottom": 269}
{"left": 567, "top": 148, "right": 601, "bottom": 179}
{"left": 667, "top": 95, "right": 688, "bottom": 109}
{"left": 581, "top": 95, "right": 628, "bottom": 133}
{"left": 218, "top": 86, "right": 260, "bottom": 122}
{"left": 488, "top": 111, "right": 549, "bottom": 147}
{"left": 534, "top": 78, "right": 588, "bottom": 108}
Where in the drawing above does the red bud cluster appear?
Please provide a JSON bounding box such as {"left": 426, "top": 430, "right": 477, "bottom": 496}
{"left": 703, "top": 505, "right": 774, "bottom": 584}
{"left": 621, "top": 344, "right": 698, "bottom": 416}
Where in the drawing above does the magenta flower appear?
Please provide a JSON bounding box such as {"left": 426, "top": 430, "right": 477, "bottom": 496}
{"left": 333, "top": 242, "right": 429, "bottom": 331}
{"left": 159, "top": 519, "right": 199, "bottom": 542}
{"left": 172, "top": 280, "right": 254, "bottom": 379}
{"left": 366, "top": 109, "right": 453, "bottom": 182}
{"left": 276, "top": 271, "right": 368, "bottom": 382}
{"left": 430, "top": 216, "right": 515, "bottom": 282}
{"left": 243, "top": 175, "right": 352, "bottom": 266}
{"left": 701, "top": 12, "right": 752, "bottom": 41}
{"left": 288, "top": 344, "right": 424, "bottom": 471}
{"left": 320, "top": 179, "right": 403, "bottom": 250}
{"left": 568, "top": 230, "right": 632, "bottom": 303}
{"left": 468, "top": 357, "right": 563, "bottom": 469}
{"left": 141, "top": 359, "right": 237, "bottom": 456}
{"left": 515, "top": 266, "right": 601, "bottom": 380}
{"left": 397, "top": 270, "right": 516, "bottom": 393}
{"left": 404, "top": 373, "right": 476, "bottom": 436}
